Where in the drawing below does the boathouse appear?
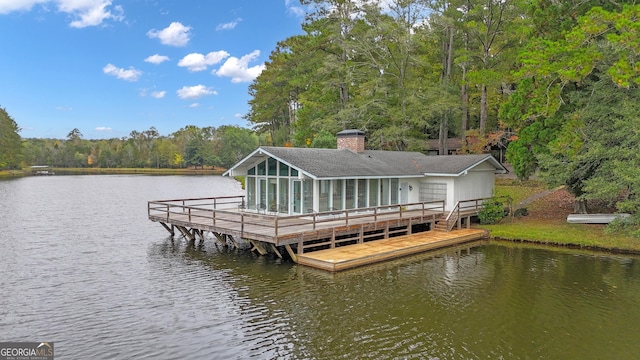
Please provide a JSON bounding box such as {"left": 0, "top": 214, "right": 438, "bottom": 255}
{"left": 148, "top": 130, "right": 508, "bottom": 271}
{"left": 223, "top": 130, "right": 507, "bottom": 214}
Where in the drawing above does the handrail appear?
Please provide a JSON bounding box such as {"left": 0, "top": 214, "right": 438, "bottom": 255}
{"left": 148, "top": 197, "right": 446, "bottom": 240}
{"left": 440, "top": 195, "right": 512, "bottom": 232}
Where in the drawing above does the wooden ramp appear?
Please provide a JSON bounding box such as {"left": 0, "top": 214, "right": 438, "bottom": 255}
{"left": 296, "top": 228, "right": 488, "bottom": 272}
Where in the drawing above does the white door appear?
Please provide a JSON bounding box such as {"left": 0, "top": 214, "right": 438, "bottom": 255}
{"left": 400, "top": 182, "right": 409, "bottom": 204}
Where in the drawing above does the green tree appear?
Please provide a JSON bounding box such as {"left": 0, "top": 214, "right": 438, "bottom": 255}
{"left": 502, "top": 3, "right": 640, "bottom": 214}
{"left": 215, "top": 125, "right": 258, "bottom": 168}
{"left": 0, "top": 106, "right": 22, "bottom": 169}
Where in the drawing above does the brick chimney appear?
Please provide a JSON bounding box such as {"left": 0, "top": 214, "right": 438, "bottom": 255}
{"left": 337, "top": 129, "right": 365, "bottom": 153}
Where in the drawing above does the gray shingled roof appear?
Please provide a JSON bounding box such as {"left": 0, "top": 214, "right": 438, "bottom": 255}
{"left": 255, "top": 146, "right": 505, "bottom": 179}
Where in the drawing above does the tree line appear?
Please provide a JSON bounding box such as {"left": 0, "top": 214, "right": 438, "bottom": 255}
{"left": 0, "top": 112, "right": 259, "bottom": 170}
{"left": 2, "top": 0, "right": 640, "bottom": 219}
{"left": 246, "top": 0, "right": 640, "bottom": 216}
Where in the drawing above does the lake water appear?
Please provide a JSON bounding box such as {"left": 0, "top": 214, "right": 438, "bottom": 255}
{"left": 1, "top": 175, "right": 639, "bottom": 359}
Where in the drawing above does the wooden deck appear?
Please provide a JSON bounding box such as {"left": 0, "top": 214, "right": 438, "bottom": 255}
{"left": 296, "top": 228, "right": 488, "bottom": 271}
{"left": 148, "top": 196, "right": 448, "bottom": 247}
{"left": 148, "top": 195, "right": 497, "bottom": 269}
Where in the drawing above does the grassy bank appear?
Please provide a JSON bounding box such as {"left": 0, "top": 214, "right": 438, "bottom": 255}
{"left": 483, "top": 179, "right": 640, "bottom": 253}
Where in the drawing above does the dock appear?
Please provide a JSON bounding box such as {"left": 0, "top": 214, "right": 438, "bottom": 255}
{"left": 148, "top": 195, "right": 495, "bottom": 271}
{"left": 297, "top": 228, "right": 488, "bottom": 271}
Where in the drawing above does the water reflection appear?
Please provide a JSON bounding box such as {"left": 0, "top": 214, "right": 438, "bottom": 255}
{"left": 161, "top": 237, "right": 640, "bottom": 359}
{"left": 2, "top": 176, "right": 639, "bottom": 359}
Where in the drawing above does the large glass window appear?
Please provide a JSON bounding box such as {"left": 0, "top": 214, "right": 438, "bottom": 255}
{"left": 279, "top": 178, "right": 289, "bottom": 213}
{"left": 303, "top": 179, "right": 314, "bottom": 213}
{"left": 279, "top": 163, "right": 289, "bottom": 176}
{"left": 390, "top": 178, "right": 399, "bottom": 205}
{"left": 293, "top": 180, "right": 301, "bottom": 214}
{"left": 345, "top": 179, "right": 356, "bottom": 209}
{"left": 247, "top": 177, "right": 256, "bottom": 210}
{"left": 369, "top": 179, "right": 378, "bottom": 207}
{"left": 245, "top": 158, "right": 304, "bottom": 214}
{"left": 268, "top": 158, "right": 277, "bottom": 176}
{"left": 268, "top": 179, "right": 277, "bottom": 211}
{"left": 319, "top": 180, "right": 330, "bottom": 212}
{"left": 332, "top": 179, "right": 343, "bottom": 210}
{"left": 380, "top": 179, "right": 389, "bottom": 206}
{"left": 259, "top": 178, "right": 267, "bottom": 210}
{"left": 357, "top": 179, "right": 367, "bottom": 208}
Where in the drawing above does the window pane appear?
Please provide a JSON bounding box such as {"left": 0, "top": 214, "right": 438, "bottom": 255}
{"left": 369, "top": 179, "right": 378, "bottom": 207}
{"left": 268, "top": 158, "right": 277, "bottom": 176}
{"left": 303, "top": 179, "right": 314, "bottom": 213}
{"left": 358, "top": 179, "right": 367, "bottom": 208}
{"left": 332, "top": 179, "right": 343, "bottom": 209}
{"left": 390, "top": 178, "right": 399, "bottom": 205}
{"left": 291, "top": 168, "right": 298, "bottom": 177}
{"left": 279, "top": 179, "right": 289, "bottom": 213}
{"left": 248, "top": 167, "right": 255, "bottom": 175}
{"left": 279, "top": 163, "right": 289, "bottom": 176}
{"left": 381, "top": 179, "right": 389, "bottom": 206}
{"left": 319, "top": 180, "right": 330, "bottom": 212}
{"left": 268, "top": 179, "right": 277, "bottom": 212}
{"left": 345, "top": 179, "right": 356, "bottom": 209}
{"left": 257, "top": 160, "right": 266, "bottom": 175}
{"left": 247, "top": 177, "right": 256, "bottom": 210}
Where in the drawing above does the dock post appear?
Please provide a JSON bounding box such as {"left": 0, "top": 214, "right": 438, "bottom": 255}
{"left": 270, "top": 244, "right": 283, "bottom": 259}
{"left": 159, "top": 222, "right": 175, "bottom": 236}
{"left": 250, "top": 240, "right": 268, "bottom": 255}
{"left": 284, "top": 245, "right": 298, "bottom": 263}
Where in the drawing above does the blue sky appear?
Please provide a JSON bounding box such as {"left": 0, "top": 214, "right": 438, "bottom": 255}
{"left": 0, "top": 0, "right": 307, "bottom": 139}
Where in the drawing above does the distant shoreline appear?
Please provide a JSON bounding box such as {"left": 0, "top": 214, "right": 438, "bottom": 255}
{"left": 0, "top": 167, "right": 225, "bottom": 178}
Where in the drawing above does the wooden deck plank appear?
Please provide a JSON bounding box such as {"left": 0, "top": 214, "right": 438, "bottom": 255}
{"left": 296, "top": 228, "right": 488, "bottom": 272}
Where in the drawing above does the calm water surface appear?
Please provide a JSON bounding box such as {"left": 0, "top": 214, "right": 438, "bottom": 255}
{"left": 1, "top": 175, "right": 639, "bottom": 359}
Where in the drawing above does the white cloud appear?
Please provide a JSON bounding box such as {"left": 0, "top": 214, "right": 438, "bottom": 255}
{"left": 216, "top": 18, "right": 241, "bottom": 31}
{"left": 214, "top": 50, "right": 265, "bottom": 83}
{"left": 144, "top": 54, "right": 170, "bottom": 64}
{"left": 176, "top": 85, "right": 216, "bottom": 100}
{"left": 96, "top": 126, "right": 112, "bottom": 132}
{"left": 189, "top": 103, "right": 200, "bottom": 108}
{"left": 103, "top": 63, "right": 142, "bottom": 82}
{"left": 55, "top": 106, "right": 72, "bottom": 111}
{"left": 285, "top": 0, "right": 305, "bottom": 17}
{"left": 147, "top": 21, "right": 191, "bottom": 47}
{"left": 178, "top": 51, "right": 230, "bottom": 72}
{"left": 151, "top": 91, "right": 166, "bottom": 99}
{"left": 0, "top": 0, "right": 47, "bottom": 14}
{"left": 62, "top": 0, "right": 124, "bottom": 28}
{"left": 0, "top": 0, "right": 124, "bottom": 27}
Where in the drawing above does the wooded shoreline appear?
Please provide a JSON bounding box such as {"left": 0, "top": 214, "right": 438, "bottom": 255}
{"left": 0, "top": 167, "right": 225, "bottom": 178}
{"left": 483, "top": 179, "right": 640, "bottom": 254}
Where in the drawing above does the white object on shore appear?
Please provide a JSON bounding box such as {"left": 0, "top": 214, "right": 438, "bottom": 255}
{"left": 566, "top": 213, "right": 631, "bottom": 224}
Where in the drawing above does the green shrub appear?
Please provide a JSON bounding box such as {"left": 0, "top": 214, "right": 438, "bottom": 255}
{"left": 605, "top": 215, "right": 640, "bottom": 238}
{"left": 514, "top": 208, "right": 529, "bottom": 217}
{"left": 478, "top": 199, "right": 506, "bottom": 225}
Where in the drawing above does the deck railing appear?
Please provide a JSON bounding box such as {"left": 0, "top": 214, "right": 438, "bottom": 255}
{"left": 442, "top": 195, "right": 512, "bottom": 231}
{"left": 148, "top": 196, "right": 446, "bottom": 240}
